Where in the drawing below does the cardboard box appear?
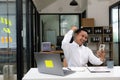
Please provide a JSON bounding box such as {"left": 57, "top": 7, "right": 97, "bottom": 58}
{"left": 81, "top": 18, "right": 94, "bottom": 27}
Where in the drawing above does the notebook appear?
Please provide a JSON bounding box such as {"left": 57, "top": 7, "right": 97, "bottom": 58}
{"left": 87, "top": 67, "right": 111, "bottom": 73}
{"left": 34, "top": 52, "right": 74, "bottom": 76}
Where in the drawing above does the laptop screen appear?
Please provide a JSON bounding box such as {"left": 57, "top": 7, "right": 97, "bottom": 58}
{"left": 34, "top": 52, "right": 65, "bottom": 76}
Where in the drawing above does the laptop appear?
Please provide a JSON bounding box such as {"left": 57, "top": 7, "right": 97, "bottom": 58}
{"left": 34, "top": 52, "right": 74, "bottom": 76}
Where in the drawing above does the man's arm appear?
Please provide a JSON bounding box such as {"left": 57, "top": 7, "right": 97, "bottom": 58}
{"left": 61, "top": 26, "right": 78, "bottom": 48}
{"left": 96, "top": 50, "right": 106, "bottom": 62}
{"left": 61, "top": 26, "right": 78, "bottom": 64}
{"left": 88, "top": 48, "right": 103, "bottom": 65}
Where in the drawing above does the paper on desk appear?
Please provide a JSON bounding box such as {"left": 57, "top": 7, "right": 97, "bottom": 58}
{"left": 87, "top": 67, "right": 111, "bottom": 73}
{"left": 69, "top": 67, "right": 86, "bottom": 72}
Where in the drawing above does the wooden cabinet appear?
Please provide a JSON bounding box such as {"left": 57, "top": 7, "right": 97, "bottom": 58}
{"left": 83, "top": 26, "right": 113, "bottom": 60}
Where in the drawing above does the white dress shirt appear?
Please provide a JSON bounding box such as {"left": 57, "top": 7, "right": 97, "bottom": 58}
{"left": 61, "top": 30, "right": 103, "bottom": 67}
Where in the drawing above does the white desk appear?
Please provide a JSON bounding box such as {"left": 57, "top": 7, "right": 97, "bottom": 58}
{"left": 22, "top": 66, "right": 120, "bottom": 80}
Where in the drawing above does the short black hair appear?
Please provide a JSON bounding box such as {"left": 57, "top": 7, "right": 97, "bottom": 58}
{"left": 74, "top": 28, "right": 88, "bottom": 34}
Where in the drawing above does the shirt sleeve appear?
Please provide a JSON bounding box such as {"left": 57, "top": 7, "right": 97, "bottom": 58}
{"left": 61, "top": 30, "right": 73, "bottom": 62}
{"left": 87, "top": 48, "right": 103, "bottom": 65}
{"left": 62, "top": 30, "right": 73, "bottom": 44}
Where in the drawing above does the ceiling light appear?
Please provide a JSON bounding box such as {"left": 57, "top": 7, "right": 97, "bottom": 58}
{"left": 70, "top": 0, "right": 78, "bottom": 6}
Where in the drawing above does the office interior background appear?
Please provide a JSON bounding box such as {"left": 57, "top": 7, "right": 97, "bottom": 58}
{"left": 0, "top": 0, "right": 120, "bottom": 80}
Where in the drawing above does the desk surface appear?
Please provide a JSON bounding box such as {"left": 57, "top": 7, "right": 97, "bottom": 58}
{"left": 22, "top": 66, "right": 120, "bottom": 80}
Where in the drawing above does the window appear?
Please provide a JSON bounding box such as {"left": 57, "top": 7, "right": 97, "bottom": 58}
{"left": 111, "top": 6, "right": 118, "bottom": 42}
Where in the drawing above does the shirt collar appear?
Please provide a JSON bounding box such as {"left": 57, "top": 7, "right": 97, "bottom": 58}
{"left": 72, "top": 41, "right": 83, "bottom": 47}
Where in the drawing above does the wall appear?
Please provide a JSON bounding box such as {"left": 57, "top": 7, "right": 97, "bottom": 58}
{"left": 87, "top": 0, "right": 110, "bottom": 26}
{"left": 87, "top": 0, "right": 119, "bottom": 26}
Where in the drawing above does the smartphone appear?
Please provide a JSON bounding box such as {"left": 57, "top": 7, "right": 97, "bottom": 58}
{"left": 99, "top": 44, "right": 105, "bottom": 51}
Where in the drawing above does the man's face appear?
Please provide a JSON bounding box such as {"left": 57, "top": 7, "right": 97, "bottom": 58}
{"left": 74, "top": 31, "right": 88, "bottom": 45}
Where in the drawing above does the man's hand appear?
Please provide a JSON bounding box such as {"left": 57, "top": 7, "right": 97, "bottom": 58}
{"left": 96, "top": 50, "right": 106, "bottom": 62}
{"left": 71, "top": 26, "right": 78, "bottom": 31}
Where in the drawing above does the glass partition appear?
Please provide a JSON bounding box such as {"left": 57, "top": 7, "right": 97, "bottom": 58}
{"left": 112, "top": 6, "right": 118, "bottom": 42}
{"left": 110, "top": 1, "right": 120, "bottom": 66}
{"left": 60, "top": 15, "right": 79, "bottom": 36}
{"left": 119, "top": 3, "right": 120, "bottom": 65}
{"left": 40, "top": 14, "right": 80, "bottom": 49}
{"left": 40, "top": 15, "right": 59, "bottom": 46}
{"left": 23, "top": 0, "right": 27, "bottom": 74}
{"left": 0, "top": 1, "right": 16, "bottom": 80}
{"left": 119, "top": 4, "right": 120, "bottom": 35}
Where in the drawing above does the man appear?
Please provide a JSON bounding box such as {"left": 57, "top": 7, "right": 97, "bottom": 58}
{"left": 62, "top": 26, "right": 105, "bottom": 67}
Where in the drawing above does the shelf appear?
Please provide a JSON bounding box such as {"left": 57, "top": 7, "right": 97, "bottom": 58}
{"left": 82, "top": 27, "right": 93, "bottom": 34}
{"left": 94, "top": 27, "right": 103, "bottom": 34}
